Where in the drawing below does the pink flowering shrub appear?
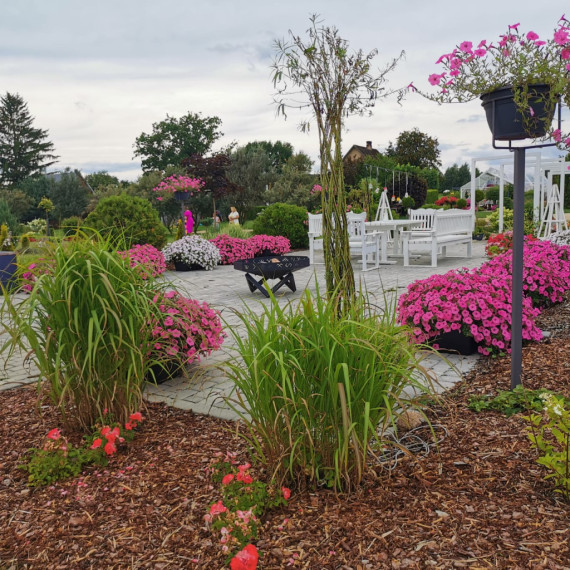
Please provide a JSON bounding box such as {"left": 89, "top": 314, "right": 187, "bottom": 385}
{"left": 210, "top": 234, "right": 291, "bottom": 264}
{"left": 152, "top": 175, "right": 204, "bottom": 194}
{"left": 398, "top": 269, "right": 542, "bottom": 356}
{"left": 149, "top": 290, "right": 225, "bottom": 365}
{"left": 117, "top": 244, "right": 166, "bottom": 279}
{"left": 210, "top": 234, "right": 256, "bottom": 265}
{"left": 479, "top": 240, "right": 570, "bottom": 307}
{"left": 249, "top": 234, "right": 291, "bottom": 257}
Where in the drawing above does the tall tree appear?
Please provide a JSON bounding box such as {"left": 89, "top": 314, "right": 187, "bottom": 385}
{"left": 50, "top": 169, "right": 90, "bottom": 220}
{"left": 85, "top": 170, "right": 120, "bottom": 191}
{"left": 133, "top": 112, "right": 223, "bottom": 172}
{"left": 386, "top": 128, "right": 441, "bottom": 170}
{"left": 0, "top": 92, "right": 58, "bottom": 187}
{"left": 273, "top": 15, "right": 404, "bottom": 311}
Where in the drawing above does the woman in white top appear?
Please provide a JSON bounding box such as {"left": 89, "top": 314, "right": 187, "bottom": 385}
{"left": 228, "top": 206, "right": 240, "bottom": 225}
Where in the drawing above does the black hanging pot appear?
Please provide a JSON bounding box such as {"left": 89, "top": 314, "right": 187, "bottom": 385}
{"left": 480, "top": 84, "right": 555, "bottom": 141}
{"left": 174, "top": 191, "right": 190, "bottom": 202}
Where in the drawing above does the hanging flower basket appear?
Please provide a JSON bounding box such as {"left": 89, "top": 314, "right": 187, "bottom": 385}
{"left": 480, "top": 84, "right": 556, "bottom": 141}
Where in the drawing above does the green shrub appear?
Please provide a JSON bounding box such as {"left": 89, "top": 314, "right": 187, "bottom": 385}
{"left": 426, "top": 189, "right": 439, "bottom": 204}
{"left": 252, "top": 203, "right": 308, "bottom": 249}
{"left": 488, "top": 208, "right": 513, "bottom": 233}
{"left": 475, "top": 189, "right": 485, "bottom": 203}
{"left": 486, "top": 187, "right": 500, "bottom": 202}
{"left": 85, "top": 194, "right": 167, "bottom": 249}
{"left": 503, "top": 196, "right": 513, "bottom": 210}
{"left": 224, "top": 287, "right": 434, "bottom": 492}
{"left": 456, "top": 198, "right": 467, "bottom": 209}
{"left": 1, "top": 237, "right": 165, "bottom": 430}
{"left": 60, "top": 216, "right": 83, "bottom": 236}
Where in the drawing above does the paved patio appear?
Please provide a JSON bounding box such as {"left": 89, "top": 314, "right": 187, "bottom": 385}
{"left": 1, "top": 241, "right": 488, "bottom": 420}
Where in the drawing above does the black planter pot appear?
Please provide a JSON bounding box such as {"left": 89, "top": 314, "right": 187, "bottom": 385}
{"left": 480, "top": 84, "right": 555, "bottom": 141}
{"left": 473, "top": 234, "right": 485, "bottom": 241}
{"left": 174, "top": 261, "right": 202, "bottom": 271}
{"left": 0, "top": 251, "right": 17, "bottom": 291}
{"left": 432, "top": 330, "right": 478, "bottom": 356}
{"left": 146, "top": 361, "right": 184, "bottom": 384}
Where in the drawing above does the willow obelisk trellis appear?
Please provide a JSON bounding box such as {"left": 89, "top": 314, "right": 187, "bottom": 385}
{"left": 272, "top": 14, "right": 404, "bottom": 313}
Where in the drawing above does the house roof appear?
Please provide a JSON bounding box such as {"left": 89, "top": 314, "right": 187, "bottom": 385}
{"left": 343, "top": 144, "right": 380, "bottom": 161}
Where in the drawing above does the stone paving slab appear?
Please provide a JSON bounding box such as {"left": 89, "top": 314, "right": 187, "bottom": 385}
{"left": 1, "top": 242, "right": 487, "bottom": 420}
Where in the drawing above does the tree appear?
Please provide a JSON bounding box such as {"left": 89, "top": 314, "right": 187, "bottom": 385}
{"left": 243, "top": 140, "right": 293, "bottom": 172}
{"left": 386, "top": 128, "right": 441, "bottom": 170}
{"left": 0, "top": 92, "right": 58, "bottom": 187}
{"left": 182, "top": 153, "right": 242, "bottom": 218}
{"left": 50, "top": 169, "right": 90, "bottom": 220}
{"left": 273, "top": 15, "right": 404, "bottom": 311}
{"left": 133, "top": 112, "right": 223, "bottom": 172}
{"left": 267, "top": 153, "right": 318, "bottom": 209}
{"left": 0, "top": 188, "right": 33, "bottom": 221}
{"left": 443, "top": 163, "right": 470, "bottom": 190}
{"left": 226, "top": 145, "right": 278, "bottom": 217}
{"left": 85, "top": 171, "right": 120, "bottom": 191}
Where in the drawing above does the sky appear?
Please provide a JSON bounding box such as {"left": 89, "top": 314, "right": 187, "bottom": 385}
{"left": 1, "top": 0, "right": 569, "bottom": 182}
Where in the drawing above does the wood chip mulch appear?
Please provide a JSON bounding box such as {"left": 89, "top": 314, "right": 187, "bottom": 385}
{"left": 1, "top": 295, "right": 569, "bottom": 569}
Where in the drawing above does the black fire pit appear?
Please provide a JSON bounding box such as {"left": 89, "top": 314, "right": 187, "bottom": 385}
{"left": 233, "top": 255, "right": 310, "bottom": 297}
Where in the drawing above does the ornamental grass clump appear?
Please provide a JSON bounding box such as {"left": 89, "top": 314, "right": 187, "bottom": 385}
{"left": 398, "top": 269, "right": 542, "bottom": 356}
{"left": 162, "top": 235, "right": 221, "bottom": 270}
{"left": 479, "top": 240, "right": 570, "bottom": 307}
{"left": 224, "top": 287, "right": 434, "bottom": 492}
{"left": 1, "top": 238, "right": 164, "bottom": 429}
{"left": 117, "top": 243, "right": 166, "bottom": 279}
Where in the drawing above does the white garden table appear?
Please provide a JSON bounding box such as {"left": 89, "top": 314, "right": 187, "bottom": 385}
{"left": 364, "top": 219, "right": 424, "bottom": 264}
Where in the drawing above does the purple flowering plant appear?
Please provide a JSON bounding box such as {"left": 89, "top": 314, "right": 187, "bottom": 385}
{"left": 418, "top": 16, "right": 570, "bottom": 147}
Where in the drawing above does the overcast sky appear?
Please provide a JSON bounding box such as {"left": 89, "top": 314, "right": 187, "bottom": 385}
{"left": 1, "top": 0, "right": 568, "bottom": 181}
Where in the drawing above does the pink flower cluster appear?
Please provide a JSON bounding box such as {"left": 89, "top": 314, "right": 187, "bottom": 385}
{"left": 399, "top": 240, "right": 570, "bottom": 356}
{"left": 210, "top": 234, "right": 256, "bottom": 264}
{"left": 426, "top": 16, "right": 570, "bottom": 147}
{"left": 149, "top": 290, "right": 225, "bottom": 364}
{"left": 480, "top": 240, "right": 570, "bottom": 307}
{"left": 152, "top": 175, "right": 205, "bottom": 194}
{"left": 21, "top": 259, "right": 54, "bottom": 292}
{"left": 248, "top": 234, "right": 291, "bottom": 257}
{"left": 117, "top": 244, "right": 166, "bottom": 279}
{"left": 398, "top": 269, "right": 542, "bottom": 356}
{"left": 210, "top": 234, "right": 291, "bottom": 264}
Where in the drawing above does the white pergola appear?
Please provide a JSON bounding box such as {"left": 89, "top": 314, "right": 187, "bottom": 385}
{"left": 461, "top": 153, "right": 567, "bottom": 235}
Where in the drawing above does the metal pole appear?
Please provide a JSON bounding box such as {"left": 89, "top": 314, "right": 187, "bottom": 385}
{"left": 511, "top": 147, "right": 525, "bottom": 389}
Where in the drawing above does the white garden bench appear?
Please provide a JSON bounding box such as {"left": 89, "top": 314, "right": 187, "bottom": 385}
{"left": 401, "top": 210, "right": 473, "bottom": 267}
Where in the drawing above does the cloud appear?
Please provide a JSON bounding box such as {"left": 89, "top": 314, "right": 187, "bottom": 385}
{"left": 457, "top": 115, "right": 484, "bottom": 124}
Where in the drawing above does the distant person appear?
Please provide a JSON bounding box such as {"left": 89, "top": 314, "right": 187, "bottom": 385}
{"left": 213, "top": 210, "right": 222, "bottom": 229}
{"left": 228, "top": 206, "right": 240, "bottom": 225}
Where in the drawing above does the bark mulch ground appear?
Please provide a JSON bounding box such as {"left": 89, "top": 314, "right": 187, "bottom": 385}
{"left": 1, "top": 296, "right": 569, "bottom": 569}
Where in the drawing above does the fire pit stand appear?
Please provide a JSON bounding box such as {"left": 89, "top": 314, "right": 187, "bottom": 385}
{"left": 233, "top": 255, "right": 310, "bottom": 298}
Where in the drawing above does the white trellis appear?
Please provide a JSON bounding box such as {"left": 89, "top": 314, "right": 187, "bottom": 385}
{"left": 463, "top": 152, "right": 567, "bottom": 234}
{"left": 538, "top": 183, "right": 568, "bottom": 238}
{"left": 374, "top": 188, "right": 393, "bottom": 221}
